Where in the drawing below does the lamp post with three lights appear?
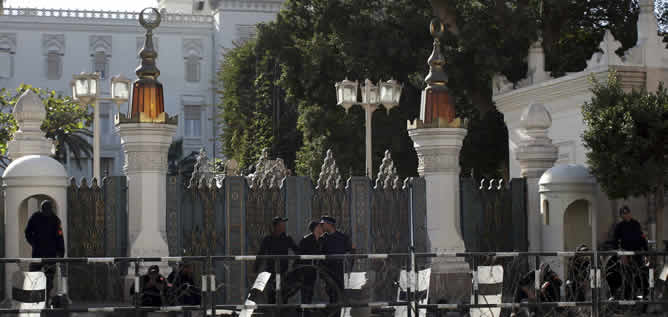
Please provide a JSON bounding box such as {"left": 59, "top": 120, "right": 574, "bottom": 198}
{"left": 334, "top": 78, "right": 402, "bottom": 178}
{"left": 70, "top": 73, "right": 131, "bottom": 180}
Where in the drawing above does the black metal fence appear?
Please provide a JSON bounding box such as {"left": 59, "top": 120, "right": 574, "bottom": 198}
{"left": 3, "top": 250, "right": 668, "bottom": 316}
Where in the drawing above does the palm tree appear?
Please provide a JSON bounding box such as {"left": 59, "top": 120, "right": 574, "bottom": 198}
{"left": 47, "top": 127, "right": 93, "bottom": 169}
{"left": 0, "top": 85, "right": 93, "bottom": 169}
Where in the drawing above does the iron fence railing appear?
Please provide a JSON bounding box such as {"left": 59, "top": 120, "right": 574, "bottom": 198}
{"left": 2, "top": 251, "right": 668, "bottom": 316}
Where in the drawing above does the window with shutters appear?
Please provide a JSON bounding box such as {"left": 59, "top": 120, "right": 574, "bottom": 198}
{"left": 185, "top": 55, "right": 200, "bottom": 82}
{"left": 184, "top": 106, "right": 202, "bottom": 137}
{"left": 46, "top": 50, "right": 61, "bottom": 80}
{"left": 93, "top": 51, "right": 108, "bottom": 79}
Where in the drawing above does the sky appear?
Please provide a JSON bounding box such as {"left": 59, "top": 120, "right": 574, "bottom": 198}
{"left": 5, "top": 0, "right": 157, "bottom": 11}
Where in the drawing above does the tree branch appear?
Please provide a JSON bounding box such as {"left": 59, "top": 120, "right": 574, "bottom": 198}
{"left": 431, "top": 0, "right": 459, "bottom": 35}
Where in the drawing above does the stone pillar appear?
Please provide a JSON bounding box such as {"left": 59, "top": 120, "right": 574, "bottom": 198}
{"left": 408, "top": 18, "right": 470, "bottom": 303}
{"left": 116, "top": 123, "right": 176, "bottom": 258}
{"left": 409, "top": 128, "right": 468, "bottom": 268}
{"left": 515, "top": 103, "right": 558, "bottom": 252}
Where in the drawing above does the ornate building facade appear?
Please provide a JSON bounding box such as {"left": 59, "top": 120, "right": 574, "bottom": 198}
{"left": 0, "top": 0, "right": 283, "bottom": 179}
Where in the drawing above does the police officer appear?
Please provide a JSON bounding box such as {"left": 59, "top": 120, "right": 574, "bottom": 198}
{"left": 255, "top": 216, "right": 299, "bottom": 304}
{"left": 130, "top": 265, "right": 168, "bottom": 307}
{"left": 24, "top": 200, "right": 65, "bottom": 305}
{"left": 613, "top": 205, "right": 649, "bottom": 299}
{"left": 319, "top": 215, "right": 352, "bottom": 303}
{"left": 297, "top": 221, "right": 323, "bottom": 304}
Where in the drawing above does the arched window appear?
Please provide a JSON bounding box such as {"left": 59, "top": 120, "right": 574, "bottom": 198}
{"left": 93, "top": 51, "right": 108, "bottom": 79}
{"left": 43, "top": 34, "right": 65, "bottom": 80}
{"left": 183, "top": 38, "right": 203, "bottom": 83}
{"left": 185, "top": 55, "right": 200, "bottom": 82}
{"left": 46, "top": 50, "right": 62, "bottom": 80}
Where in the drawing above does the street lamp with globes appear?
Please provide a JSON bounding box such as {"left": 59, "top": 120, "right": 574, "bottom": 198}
{"left": 335, "top": 78, "right": 402, "bottom": 178}
{"left": 71, "top": 72, "right": 131, "bottom": 180}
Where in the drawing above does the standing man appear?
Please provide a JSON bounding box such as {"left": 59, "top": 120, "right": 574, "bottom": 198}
{"left": 297, "top": 221, "right": 324, "bottom": 304}
{"left": 613, "top": 205, "right": 649, "bottom": 299}
{"left": 319, "top": 215, "right": 352, "bottom": 303}
{"left": 25, "top": 200, "right": 65, "bottom": 305}
{"left": 255, "top": 216, "right": 299, "bottom": 304}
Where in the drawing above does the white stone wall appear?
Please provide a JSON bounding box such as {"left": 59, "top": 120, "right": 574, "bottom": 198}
{"left": 494, "top": 0, "right": 668, "bottom": 246}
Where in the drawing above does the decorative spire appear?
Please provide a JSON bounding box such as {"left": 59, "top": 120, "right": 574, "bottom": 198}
{"left": 123, "top": 7, "right": 175, "bottom": 124}
{"left": 7, "top": 90, "right": 54, "bottom": 160}
{"left": 136, "top": 8, "right": 161, "bottom": 80}
{"left": 375, "top": 150, "right": 400, "bottom": 189}
{"left": 317, "top": 149, "right": 342, "bottom": 190}
{"left": 424, "top": 18, "right": 448, "bottom": 88}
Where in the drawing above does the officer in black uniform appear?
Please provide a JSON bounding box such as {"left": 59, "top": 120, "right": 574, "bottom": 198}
{"left": 25, "top": 200, "right": 65, "bottom": 305}
{"left": 319, "top": 215, "right": 352, "bottom": 303}
{"left": 613, "top": 205, "right": 649, "bottom": 299}
{"left": 297, "top": 221, "right": 323, "bottom": 304}
{"left": 256, "top": 216, "right": 299, "bottom": 304}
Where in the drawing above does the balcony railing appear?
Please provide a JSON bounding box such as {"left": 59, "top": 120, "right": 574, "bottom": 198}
{"left": 0, "top": 7, "right": 213, "bottom": 25}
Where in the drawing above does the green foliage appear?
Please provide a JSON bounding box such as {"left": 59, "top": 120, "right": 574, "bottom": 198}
{"left": 0, "top": 84, "right": 92, "bottom": 168}
{"left": 217, "top": 0, "right": 660, "bottom": 180}
{"left": 218, "top": 40, "right": 276, "bottom": 171}
{"left": 582, "top": 72, "right": 668, "bottom": 199}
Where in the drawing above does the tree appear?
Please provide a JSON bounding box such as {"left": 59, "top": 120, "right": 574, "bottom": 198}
{"left": 582, "top": 72, "right": 668, "bottom": 243}
{"left": 0, "top": 84, "right": 92, "bottom": 169}
{"left": 218, "top": 0, "right": 655, "bottom": 180}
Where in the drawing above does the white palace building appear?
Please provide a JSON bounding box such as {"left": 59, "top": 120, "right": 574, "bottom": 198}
{"left": 0, "top": 0, "right": 283, "bottom": 179}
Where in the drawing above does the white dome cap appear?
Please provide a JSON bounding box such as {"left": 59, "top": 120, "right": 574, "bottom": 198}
{"left": 520, "top": 103, "right": 552, "bottom": 130}
{"left": 13, "top": 90, "right": 46, "bottom": 123}
{"left": 3, "top": 155, "right": 67, "bottom": 179}
{"left": 539, "top": 164, "right": 595, "bottom": 185}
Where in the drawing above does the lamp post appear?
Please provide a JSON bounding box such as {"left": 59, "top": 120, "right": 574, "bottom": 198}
{"left": 335, "top": 78, "right": 402, "bottom": 178}
{"left": 71, "top": 73, "right": 131, "bottom": 180}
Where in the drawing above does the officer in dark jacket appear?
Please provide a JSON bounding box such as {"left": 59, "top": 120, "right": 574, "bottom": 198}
{"left": 319, "top": 215, "right": 352, "bottom": 303}
{"left": 130, "top": 265, "right": 168, "bottom": 306}
{"left": 167, "top": 263, "right": 201, "bottom": 306}
{"left": 256, "top": 216, "right": 299, "bottom": 304}
{"left": 613, "top": 205, "right": 649, "bottom": 299}
{"left": 614, "top": 206, "right": 648, "bottom": 251}
{"left": 25, "top": 200, "right": 65, "bottom": 303}
{"left": 297, "top": 221, "right": 323, "bottom": 304}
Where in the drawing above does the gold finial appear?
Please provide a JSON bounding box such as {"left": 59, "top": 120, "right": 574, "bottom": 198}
{"left": 136, "top": 8, "right": 161, "bottom": 80}
{"left": 425, "top": 18, "right": 448, "bottom": 88}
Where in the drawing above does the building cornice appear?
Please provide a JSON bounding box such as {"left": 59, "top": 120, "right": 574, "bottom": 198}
{"left": 0, "top": 20, "right": 213, "bottom": 34}
{"left": 494, "top": 65, "right": 648, "bottom": 114}
{"left": 0, "top": 7, "right": 214, "bottom": 31}
{"left": 218, "top": 0, "right": 283, "bottom": 13}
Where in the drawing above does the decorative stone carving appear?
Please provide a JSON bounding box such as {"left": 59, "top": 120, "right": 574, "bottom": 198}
{"left": 182, "top": 38, "right": 204, "bottom": 57}
{"left": 0, "top": 33, "right": 17, "bottom": 52}
{"left": 586, "top": 30, "right": 624, "bottom": 70}
{"left": 248, "top": 148, "right": 290, "bottom": 188}
{"left": 42, "top": 34, "right": 65, "bottom": 55}
{"left": 223, "top": 159, "right": 240, "bottom": 176}
{"left": 7, "top": 90, "right": 54, "bottom": 160}
{"left": 527, "top": 39, "right": 550, "bottom": 85}
{"left": 189, "top": 148, "right": 212, "bottom": 188}
{"left": 316, "top": 149, "right": 342, "bottom": 190}
{"left": 515, "top": 103, "right": 558, "bottom": 179}
{"left": 89, "top": 35, "right": 112, "bottom": 55}
{"left": 375, "top": 150, "right": 401, "bottom": 190}
{"left": 492, "top": 74, "right": 514, "bottom": 95}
